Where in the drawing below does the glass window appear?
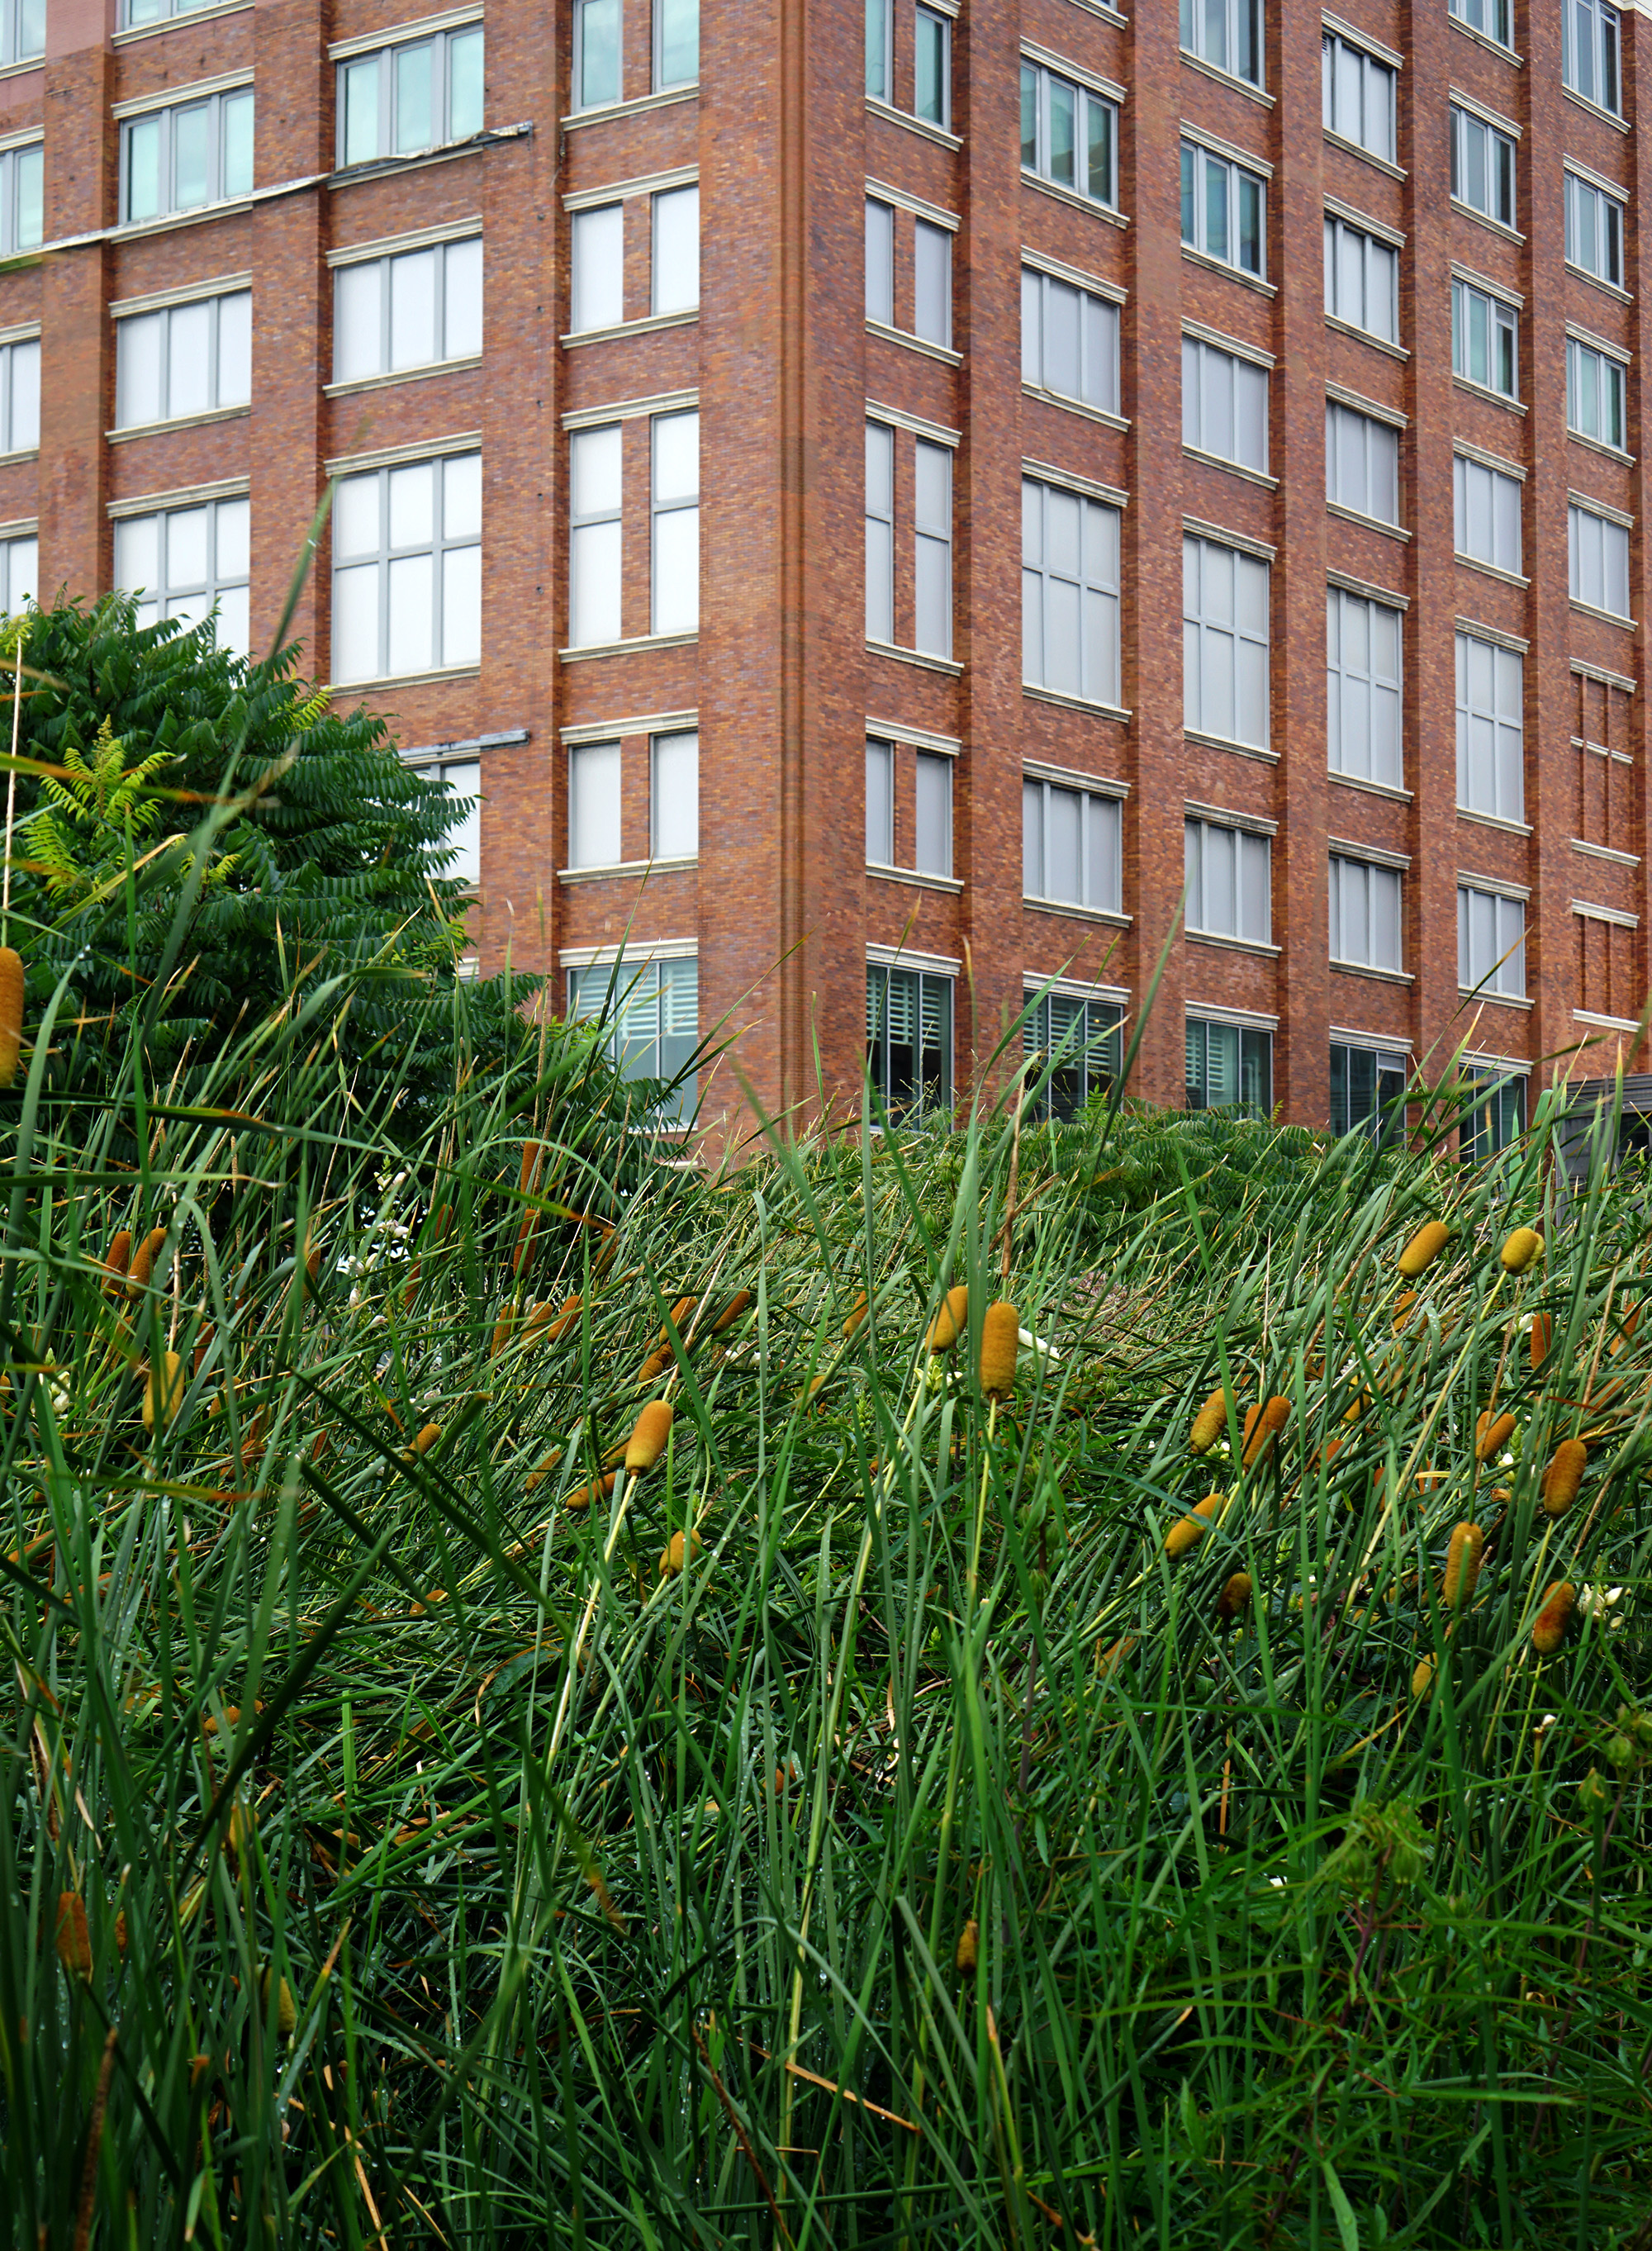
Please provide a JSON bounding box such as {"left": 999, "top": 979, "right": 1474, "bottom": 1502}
{"left": 652, "top": 409, "right": 699, "bottom": 636}
{"left": 1022, "top": 480, "right": 1121, "bottom": 707}
{"left": 1331, "top": 1042, "right": 1408, "bottom": 1142}
{"left": 114, "top": 495, "right": 251, "bottom": 657}
{"left": 866, "top": 421, "right": 895, "bottom": 643}
{"left": 1023, "top": 268, "right": 1120, "bottom": 415}
{"left": 914, "top": 6, "right": 949, "bottom": 126}
{"left": 1185, "top": 818, "right": 1271, "bottom": 945}
{"left": 1185, "top": 1018, "right": 1271, "bottom": 1114}
{"left": 866, "top": 739, "right": 894, "bottom": 864}
{"left": 653, "top": 184, "right": 699, "bottom": 316}
{"left": 121, "top": 93, "right": 251, "bottom": 224}
{"left": 0, "top": 532, "right": 35, "bottom": 615}
{"left": 656, "top": 0, "right": 697, "bottom": 90}
{"left": 571, "top": 206, "right": 624, "bottom": 333}
{"left": 1322, "top": 33, "right": 1395, "bottom": 164}
{"left": 914, "top": 220, "right": 952, "bottom": 348}
{"left": 1184, "top": 534, "right": 1270, "bottom": 751}
{"left": 1567, "top": 337, "right": 1627, "bottom": 450}
{"left": 1329, "top": 854, "right": 1403, "bottom": 972}
{"left": 1451, "top": 278, "right": 1519, "bottom": 399}
{"left": 1182, "top": 336, "right": 1268, "bottom": 473}
{"left": 866, "top": 199, "right": 895, "bottom": 325}
{"left": 1461, "top": 1067, "right": 1525, "bottom": 1161}
{"left": 1326, "top": 401, "right": 1399, "bottom": 525}
{"left": 1327, "top": 589, "right": 1403, "bottom": 790}
{"left": 1324, "top": 216, "right": 1398, "bottom": 342}
{"left": 1453, "top": 453, "right": 1522, "bottom": 575}
{"left": 569, "top": 425, "right": 621, "bottom": 648}
{"left": 1564, "top": 173, "right": 1624, "bottom": 288}
{"left": 653, "top": 730, "right": 698, "bottom": 858}
{"left": 914, "top": 439, "right": 952, "bottom": 658}
{"left": 337, "top": 26, "right": 482, "bottom": 163}
{"left": 1459, "top": 885, "right": 1526, "bottom": 997}
{"left": 1023, "top": 989, "right": 1122, "bottom": 1121}
{"left": 570, "top": 956, "right": 699, "bottom": 1125}
{"left": 1563, "top": 0, "right": 1621, "bottom": 115}
{"left": 1022, "top": 61, "right": 1118, "bottom": 209}
{"left": 572, "top": 0, "right": 620, "bottom": 109}
{"left": 866, "top": 0, "right": 890, "bottom": 101}
{"left": 1449, "top": 0, "right": 1512, "bottom": 48}
{"left": 333, "top": 242, "right": 480, "bottom": 382}
{"left": 0, "top": 0, "right": 40, "bottom": 58}
{"left": 0, "top": 144, "right": 38, "bottom": 254}
{"left": 405, "top": 753, "right": 481, "bottom": 887}
{"left": 1450, "top": 104, "right": 1517, "bottom": 229}
{"left": 331, "top": 452, "right": 482, "bottom": 683}
{"left": 1569, "top": 502, "right": 1631, "bottom": 618}
{"left": 568, "top": 740, "right": 621, "bottom": 868}
{"left": 1182, "top": 142, "right": 1265, "bottom": 278}
{"left": 866, "top": 963, "right": 952, "bottom": 1123}
{"left": 1023, "top": 778, "right": 1122, "bottom": 912}
{"left": 1180, "top": 0, "right": 1262, "bottom": 86}
{"left": 0, "top": 334, "right": 37, "bottom": 453}
{"left": 914, "top": 751, "right": 952, "bottom": 877}
{"left": 1455, "top": 629, "right": 1523, "bottom": 822}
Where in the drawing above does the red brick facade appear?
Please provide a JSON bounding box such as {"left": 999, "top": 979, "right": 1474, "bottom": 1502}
{"left": 8, "top": 0, "right": 1651, "bottom": 1139}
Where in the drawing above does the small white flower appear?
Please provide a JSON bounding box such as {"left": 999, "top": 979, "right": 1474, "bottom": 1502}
{"left": 1268, "top": 1876, "right": 1287, "bottom": 1890}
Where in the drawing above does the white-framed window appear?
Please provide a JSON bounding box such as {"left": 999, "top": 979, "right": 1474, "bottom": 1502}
{"left": 866, "top": 739, "right": 954, "bottom": 877}
{"left": 1021, "top": 479, "right": 1121, "bottom": 707}
{"left": 331, "top": 452, "right": 481, "bottom": 683}
{"left": 1180, "top": 0, "right": 1261, "bottom": 86}
{"left": 866, "top": 200, "right": 895, "bottom": 325}
{"left": 1327, "top": 588, "right": 1402, "bottom": 791}
{"left": 1452, "top": 278, "right": 1517, "bottom": 398}
{"left": 569, "top": 954, "right": 699, "bottom": 1124}
{"left": 115, "top": 494, "right": 251, "bottom": 656}
{"left": 117, "top": 293, "right": 249, "bottom": 430}
{"left": 1183, "top": 336, "right": 1268, "bottom": 473}
{"left": 0, "top": 0, "right": 40, "bottom": 64}
{"left": 653, "top": 186, "right": 699, "bottom": 316}
{"left": 866, "top": 421, "right": 895, "bottom": 643}
{"left": 567, "top": 739, "right": 620, "bottom": 868}
{"left": 1450, "top": 104, "right": 1516, "bottom": 229}
{"left": 569, "top": 425, "right": 621, "bottom": 648}
{"left": 1563, "top": 0, "right": 1621, "bottom": 116}
{"left": 914, "top": 439, "right": 952, "bottom": 658}
{"left": 1449, "top": 0, "right": 1511, "bottom": 49}
{"left": 1331, "top": 1042, "right": 1408, "bottom": 1142}
{"left": 1023, "top": 777, "right": 1122, "bottom": 912}
{"left": 1329, "top": 854, "right": 1403, "bottom": 972}
{"left": 652, "top": 409, "right": 699, "bottom": 636}
{"left": 1569, "top": 501, "right": 1631, "bottom": 618}
{"left": 1023, "top": 988, "right": 1123, "bottom": 1120}
{"left": 1184, "top": 818, "right": 1270, "bottom": 944}
{"left": 0, "top": 144, "right": 38, "bottom": 254}
{"left": 1023, "top": 268, "right": 1119, "bottom": 415}
{"left": 0, "top": 531, "right": 35, "bottom": 613}
{"left": 121, "top": 91, "right": 253, "bottom": 225}
{"left": 866, "top": 739, "right": 893, "bottom": 863}
{"left": 1567, "top": 337, "right": 1626, "bottom": 451}
{"left": 915, "top": 6, "right": 950, "bottom": 127}
{"left": 1455, "top": 629, "right": 1523, "bottom": 822}
{"left": 1459, "top": 884, "right": 1525, "bottom": 998}
{"left": 656, "top": 0, "right": 698, "bottom": 90}
{"left": 1461, "top": 1065, "right": 1525, "bottom": 1160}
{"left": 866, "top": 0, "right": 891, "bottom": 100}
{"left": 1454, "top": 454, "right": 1521, "bottom": 574}
{"left": 869, "top": 203, "right": 952, "bottom": 348}
{"left": 334, "top": 242, "right": 480, "bottom": 384}
{"left": 339, "top": 25, "right": 482, "bottom": 165}
{"left": 1325, "top": 216, "right": 1398, "bottom": 343}
{"left": 571, "top": 206, "right": 623, "bottom": 333}
{"left": 1022, "top": 61, "right": 1118, "bottom": 210}
{"left": 1184, "top": 535, "right": 1270, "bottom": 751}
{"left": 1182, "top": 143, "right": 1265, "bottom": 279}
{"left": 1564, "top": 173, "right": 1624, "bottom": 289}
{"left": 573, "top": 0, "right": 621, "bottom": 109}
{"left": 0, "top": 335, "right": 37, "bottom": 453}
{"left": 1185, "top": 1017, "right": 1270, "bottom": 1113}
{"left": 866, "top": 962, "right": 952, "bottom": 1123}
{"left": 1326, "top": 402, "right": 1399, "bottom": 525}
{"left": 1322, "top": 32, "right": 1395, "bottom": 164}
{"left": 653, "top": 729, "right": 698, "bottom": 857}
{"left": 404, "top": 748, "right": 481, "bottom": 887}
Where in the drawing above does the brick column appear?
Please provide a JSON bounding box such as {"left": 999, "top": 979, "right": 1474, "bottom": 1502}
{"left": 38, "top": 0, "right": 112, "bottom": 602}
{"left": 1620, "top": 17, "right": 1652, "bottom": 1061}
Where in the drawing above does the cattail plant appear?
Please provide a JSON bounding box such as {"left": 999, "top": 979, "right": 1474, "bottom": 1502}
{"left": 978, "top": 1299, "right": 1019, "bottom": 1398}
{"left": 511, "top": 1141, "right": 544, "bottom": 1276}
{"left": 143, "top": 1351, "right": 185, "bottom": 1432}
{"left": 540, "top": 1296, "right": 582, "bottom": 1342}
{"left": 925, "top": 1285, "right": 968, "bottom": 1353}
{"left": 261, "top": 1965, "right": 297, "bottom": 2038}
{"left": 625, "top": 1399, "right": 673, "bottom": 1474}
{"left": 489, "top": 1306, "right": 516, "bottom": 1360}
{"left": 1411, "top": 1656, "right": 1436, "bottom": 1699}
{"left": 711, "top": 1289, "right": 752, "bottom": 1334}
{"left": 567, "top": 1471, "right": 616, "bottom": 1513}
{"left": 55, "top": 1890, "right": 92, "bottom": 1980}
{"left": 659, "top": 1527, "right": 703, "bottom": 1576}
{"left": 1533, "top": 1581, "right": 1575, "bottom": 1654}
{"left": 1500, "top": 1226, "right": 1544, "bottom": 1275}
{"left": 1530, "top": 1313, "right": 1552, "bottom": 1370}
{"left": 842, "top": 1291, "right": 869, "bottom": 1340}
{"left": 102, "top": 1229, "right": 133, "bottom": 1291}
{"left": 1165, "top": 1492, "right": 1227, "bottom": 1558}
{"left": 1443, "top": 1522, "right": 1484, "bottom": 1609}
{"left": 1397, "top": 1219, "right": 1450, "bottom": 1279}
{"left": 126, "top": 1225, "right": 168, "bottom": 1296}
{"left": 1542, "top": 1437, "right": 1588, "bottom": 1519}
{"left": 955, "top": 1919, "right": 979, "bottom": 1975}
{"left": 1215, "top": 1570, "right": 1251, "bottom": 1622}
{"left": 0, "top": 941, "right": 22, "bottom": 1087}
{"left": 1189, "top": 1386, "right": 1229, "bottom": 1455}
{"left": 525, "top": 1447, "right": 563, "bottom": 1494}
{"left": 1474, "top": 1410, "right": 1515, "bottom": 1464}
{"left": 1393, "top": 1291, "right": 1419, "bottom": 1332}
{"left": 1241, "top": 1396, "right": 1290, "bottom": 1469}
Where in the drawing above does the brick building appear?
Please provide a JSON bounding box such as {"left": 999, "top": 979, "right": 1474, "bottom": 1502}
{"left": 3, "top": 0, "right": 1651, "bottom": 1145}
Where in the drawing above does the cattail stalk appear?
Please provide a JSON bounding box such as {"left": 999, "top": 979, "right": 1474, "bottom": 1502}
{"left": 978, "top": 1299, "right": 1019, "bottom": 1398}
{"left": 625, "top": 1399, "right": 673, "bottom": 1474}
{"left": 1242, "top": 1396, "right": 1290, "bottom": 1469}
{"left": 1474, "top": 1410, "right": 1514, "bottom": 1464}
{"left": 0, "top": 944, "right": 23, "bottom": 1090}
{"left": 1165, "top": 1491, "right": 1227, "bottom": 1559}
{"left": 1397, "top": 1220, "right": 1449, "bottom": 1279}
{"left": 1542, "top": 1437, "right": 1588, "bottom": 1519}
{"left": 1189, "top": 1386, "right": 1228, "bottom": 1455}
{"left": 1443, "top": 1522, "right": 1484, "bottom": 1609}
{"left": 925, "top": 1285, "right": 968, "bottom": 1354}
{"left": 1533, "top": 1581, "right": 1575, "bottom": 1654}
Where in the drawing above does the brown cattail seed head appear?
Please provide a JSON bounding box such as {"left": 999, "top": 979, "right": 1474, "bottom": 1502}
{"left": 1530, "top": 1313, "right": 1552, "bottom": 1370}
{"left": 1242, "top": 1396, "right": 1290, "bottom": 1469}
{"left": 625, "top": 1399, "right": 673, "bottom": 1475}
{"left": 524, "top": 1447, "right": 563, "bottom": 1494}
{"left": 653, "top": 1296, "right": 697, "bottom": 1351}
{"left": 711, "top": 1289, "right": 753, "bottom": 1335}
{"left": 1393, "top": 1291, "right": 1418, "bottom": 1332}
{"left": 1215, "top": 1570, "right": 1252, "bottom": 1623}
{"left": 103, "top": 1229, "right": 132, "bottom": 1286}
{"left": 1411, "top": 1656, "right": 1436, "bottom": 1699}
{"left": 1189, "top": 1387, "right": 1228, "bottom": 1455}
{"left": 1095, "top": 1633, "right": 1137, "bottom": 1680}
{"left": 842, "top": 1291, "right": 869, "bottom": 1340}
{"left": 566, "top": 1471, "right": 615, "bottom": 1513}
{"left": 411, "top": 1422, "right": 442, "bottom": 1456}
{"left": 659, "top": 1527, "right": 703, "bottom": 1576}
{"left": 55, "top": 1892, "right": 92, "bottom": 1980}
{"left": 489, "top": 1307, "right": 515, "bottom": 1360}
{"left": 1165, "top": 1491, "right": 1227, "bottom": 1559}
{"left": 541, "top": 1296, "right": 582, "bottom": 1342}
{"left": 1397, "top": 1220, "right": 1450, "bottom": 1279}
{"left": 1474, "top": 1410, "right": 1515, "bottom": 1465}
{"left": 126, "top": 1226, "right": 167, "bottom": 1295}
{"left": 635, "top": 1349, "right": 672, "bottom": 1387}
{"left": 925, "top": 1285, "right": 969, "bottom": 1354}
{"left": 1443, "top": 1522, "right": 1485, "bottom": 1610}
{"left": 0, "top": 944, "right": 23, "bottom": 1088}
{"left": 262, "top": 1966, "right": 297, "bottom": 2038}
{"left": 955, "top": 1918, "right": 979, "bottom": 1976}
{"left": 1500, "top": 1226, "right": 1543, "bottom": 1275}
{"left": 978, "top": 1300, "right": 1020, "bottom": 1398}
{"left": 143, "top": 1351, "right": 185, "bottom": 1432}
{"left": 1542, "top": 1438, "right": 1588, "bottom": 1520}
{"left": 114, "top": 1911, "right": 126, "bottom": 1955}
{"left": 1533, "top": 1581, "right": 1576, "bottom": 1655}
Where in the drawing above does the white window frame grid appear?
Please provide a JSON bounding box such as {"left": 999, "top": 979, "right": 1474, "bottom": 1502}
{"left": 1183, "top": 142, "right": 1266, "bottom": 281}
{"left": 1325, "top": 215, "right": 1398, "bottom": 344}
{"left": 1459, "top": 883, "right": 1526, "bottom": 998}
{"left": 569, "top": 425, "right": 621, "bottom": 648}
{"left": 116, "top": 291, "right": 250, "bottom": 429}
{"left": 1184, "top": 534, "right": 1271, "bottom": 752}
{"left": 650, "top": 729, "right": 699, "bottom": 859}
{"left": 1023, "top": 987, "right": 1123, "bottom": 1119}
{"left": 1023, "top": 266, "right": 1120, "bottom": 416}
{"left": 1021, "top": 60, "right": 1118, "bottom": 211}
{"left": 1563, "top": 0, "right": 1621, "bottom": 116}
{"left": 1183, "top": 335, "right": 1269, "bottom": 473}
{"left": 0, "top": 0, "right": 40, "bottom": 64}
{"left": 1330, "top": 1040, "right": 1409, "bottom": 1142}
{"left": 572, "top": 0, "right": 622, "bottom": 110}
{"left": 120, "top": 90, "right": 253, "bottom": 226}
{"left": 1180, "top": 0, "right": 1262, "bottom": 87}
{"left": 1567, "top": 336, "right": 1627, "bottom": 452}
{"left": 865, "top": 962, "right": 953, "bottom": 1124}
{"left": 1569, "top": 501, "right": 1631, "bottom": 619}
{"left": 651, "top": 409, "right": 699, "bottom": 637}
{"left": 331, "top": 450, "right": 482, "bottom": 684}
{"left": 403, "top": 748, "right": 482, "bottom": 888}
{"left": 1184, "top": 816, "right": 1272, "bottom": 945}
{"left": 1022, "top": 776, "right": 1123, "bottom": 913}
{"left": 1322, "top": 32, "right": 1396, "bottom": 165}
{"left": 1564, "top": 172, "right": 1624, "bottom": 290}
{"left": 1450, "top": 102, "right": 1517, "bottom": 230}
{"left": 1329, "top": 853, "right": 1403, "bottom": 973}
{"left": 1454, "top": 452, "right": 1522, "bottom": 576}
{"left": 1455, "top": 628, "right": 1524, "bottom": 823}
{"left": 654, "top": 0, "right": 698, "bottom": 93}
{"left": 569, "top": 953, "right": 700, "bottom": 1125}
{"left": 1327, "top": 586, "right": 1403, "bottom": 791}
{"left": 333, "top": 238, "right": 482, "bottom": 385}
{"left": 0, "top": 334, "right": 37, "bottom": 454}
{"left": 1452, "top": 277, "right": 1518, "bottom": 400}
{"left": 1326, "top": 401, "right": 1399, "bottom": 526}
{"left": 1021, "top": 477, "right": 1122, "bottom": 709}
{"left": 337, "top": 24, "right": 483, "bottom": 168}
{"left": 114, "top": 493, "right": 251, "bottom": 655}
{"left": 0, "top": 529, "right": 36, "bottom": 615}
{"left": 914, "top": 5, "right": 950, "bottom": 130}
{"left": 1449, "top": 0, "right": 1512, "bottom": 50}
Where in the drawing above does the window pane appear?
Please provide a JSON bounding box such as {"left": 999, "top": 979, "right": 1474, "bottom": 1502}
{"left": 653, "top": 410, "right": 699, "bottom": 504}
{"left": 444, "top": 236, "right": 482, "bottom": 357}
{"left": 572, "top": 424, "right": 622, "bottom": 519}
{"left": 914, "top": 221, "right": 950, "bottom": 348}
{"left": 867, "top": 199, "right": 895, "bottom": 327}
{"left": 221, "top": 90, "right": 254, "bottom": 198}
{"left": 394, "top": 41, "right": 434, "bottom": 153}
{"left": 441, "top": 544, "right": 481, "bottom": 666}
{"left": 653, "top": 505, "right": 699, "bottom": 634}
{"left": 117, "top": 311, "right": 163, "bottom": 427}
{"left": 569, "top": 741, "right": 621, "bottom": 867}
{"left": 577, "top": 0, "right": 621, "bottom": 105}
{"left": 654, "top": 184, "right": 700, "bottom": 316}
{"left": 334, "top": 261, "right": 382, "bottom": 382}
{"left": 217, "top": 290, "right": 251, "bottom": 402}
{"left": 331, "top": 561, "right": 379, "bottom": 681}
{"left": 572, "top": 205, "right": 624, "bottom": 333}
{"left": 658, "top": 0, "right": 698, "bottom": 88}
{"left": 125, "top": 115, "right": 162, "bottom": 221}
{"left": 114, "top": 515, "right": 159, "bottom": 596}
{"left": 342, "top": 56, "right": 380, "bottom": 164}
{"left": 390, "top": 247, "right": 438, "bottom": 368}
{"left": 914, "top": 752, "right": 951, "bottom": 876}
{"left": 449, "top": 26, "right": 484, "bottom": 135}
{"left": 571, "top": 521, "right": 621, "bottom": 645}
{"left": 1023, "top": 780, "right": 1043, "bottom": 896}
{"left": 387, "top": 552, "right": 433, "bottom": 672}
{"left": 388, "top": 461, "right": 434, "bottom": 549}
{"left": 173, "top": 105, "right": 211, "bottom": 207}
{"left": 1049, "top": 77, "right": 1075, "bottom": 188}
{"left": 914, "top": 8, "right": 947, "bottom": 124}
{"left": 444, "top": 451, "right": 482, "bottom": 542}
{"left": 1046, "top": 278, "right": 1080, "bottom": 398}
{"left": 215, "top": 496, "right": 249, "bottom": 582}
{"left": 1048, "top": 787, "right": 1080, "bottom": 901}
{"left": 867, "top": 742, "right": 894, "bottom": 863}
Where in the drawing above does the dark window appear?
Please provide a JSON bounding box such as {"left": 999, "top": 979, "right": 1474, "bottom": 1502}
{"left": 1023, "top": 990, "right": 1123, "bottom": 1120}
{"left": 866, "top": 965, "right": 952, "bottom": 1123}
{"left": 1330, "top": 1042, "right": 1407, "bottom": 1143}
